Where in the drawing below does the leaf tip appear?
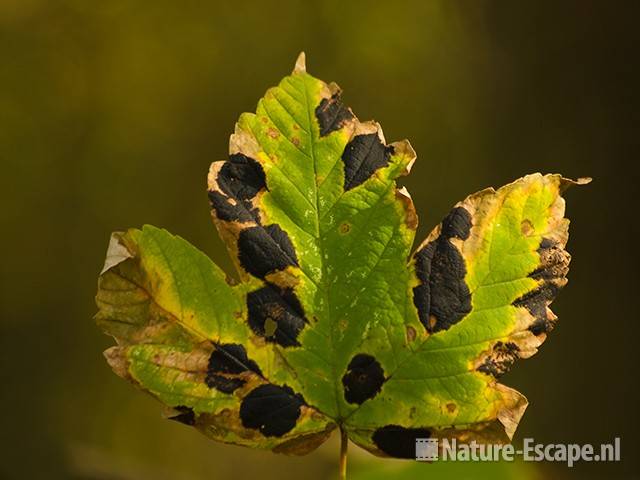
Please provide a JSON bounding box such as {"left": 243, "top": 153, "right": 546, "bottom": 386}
{"left": 293, "top": 51, "right": 306, "bottom": 74}
{"left": 101, "top": 232, "right": 131, "bottom": 275}
{"left": 103, "top": 347, "right": 129, "bottom": 379}
{"left": 391, "top": 139, "right": 417, "bottom": 175}
{"left": 559, "top": 175, "right": 593, "bottom": 192}
{"left": 576, "top": 176, "right": 593, "bottom": 185}
{"left": 496, "top": 385, "right": 529, "bottom": 441}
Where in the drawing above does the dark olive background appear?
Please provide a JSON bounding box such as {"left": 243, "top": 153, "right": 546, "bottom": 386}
{"left": 1, "top": 1, "right": 638, "bottom": 479}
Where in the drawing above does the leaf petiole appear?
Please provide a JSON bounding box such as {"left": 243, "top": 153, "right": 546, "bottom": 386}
{"left": 339, "top": 426, "right": 348, "bottom": 480}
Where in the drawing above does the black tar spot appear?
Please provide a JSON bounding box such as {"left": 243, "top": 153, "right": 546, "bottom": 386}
{"left": 539, "top": 237, "right": 555, "bottom": 250}
{"left": 413, "top": 207, "right": 473, "bottom": 333}
{"left": 208, "top": 343, "right": 262, "bottom": 375}
{"left": 208, "top": 191, "right": 256, "bottom": 223}
{"left": 168, "top": 406, "right": 195, "bottom": 426}
{"left": 513, "top": 283, "right": 562, "bottom": 335}
{"left": 205, "top": 375, "right": 245, "bottom": 394}
{"left": 206, "top": 343, "right": 263, "bottom": 393}
{"left": 209, "top": 153, "right": 266, "bottom": 222}
{"left": 247, "top": 285, "right": 307, "bottom": 347}
{"left": 441, "top": 207, "right": 472, "bottom": 240}
{"left": 315, "top": 93, "right": 354, "bottom": 137}
{"left": 477, "top": 341, "right": 520, "bottom": 378}
{"left": 342, "top": 353, "right": 385, "bottom": 404}
{"left": 529, "top": 238, "right": 570, "bottom": 281}
{"left": 238, "top": 224, "right": 298, "bottom": 278}
{"left": 220, "top": 154, "right": 266, "bottom": 199}
{"left": 372, "top": 425, "right": 431, "bottom": 459}
{"left": 208, "top": 343, "right": 263, "bottom": 375}
{"left": 342, "top": 133, "right": 393, "bottom": 191}
{"left": 240, "top": 384, "right": 305, "bottom": 437}
{"left": 518, "top": 237, "right": 569, "bottom": 334}
{"left": 528, "top": 319, "right": 554, "bottom": 336}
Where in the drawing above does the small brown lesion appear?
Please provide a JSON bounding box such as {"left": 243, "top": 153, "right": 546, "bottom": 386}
{"left": 520, "top": 219, "right": 535, "bottom": 236}
{"left": 339, "top": 222, "right": 351, "bottom": 234}
{"left": 291, "top": 137, "right": 300, "bottom": 146}
{"left": 445, "top": 402, "right": 457, "bottom": 414}
{"left": 267, "top": 128, "right": 279, "bottom": 139}
{"left": 405, "top": 325, "right": 416, "bottom": 343}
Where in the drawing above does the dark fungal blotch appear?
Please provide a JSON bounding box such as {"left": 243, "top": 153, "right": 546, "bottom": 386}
{"left": 168, "top": 406, "right": 196, "bottom": 426}
{"left": 205, "top": 343, "right": 263, "bottom": 393}
{"left": 529, "top": 318, "right": 556, "bottom": 336}
{"left": 413, "top": 207, "right": 473, "bottom": 333}
{"left": 529, "top": 238, "right": 570, "bottom": 281}
{"left": 513, "top": 283, "right": 562, "bottom": 335}
{"left": 315, "top": 93, "right": 354, "bottom": 137}
{"left": 342, "top": 133, "right": 394, "bottom": 191}
{"left": 209, "top": 153, "right": 266, "bottom": 223}
{"left": 372, "top": 425, "right": 431, "bottom": 459}
{"left": 342, "top": 353, "right": 385, "bottom": 404}
{"left": 238, "top": 224, "right": 298, "bottom": 278}
{"left": 208, "top": 191, "right": 249, "bottom": 222}
{"left": 208, "top": 343, "right": 263, "bottom": 375}
{"left": 205, "top": 375, "right": 245, "bottom": 394}
{"left": 440, "top": 206, "right": 472, "bottom": 240}
{"left": 219, "top": 153, "right": 266, "bottom": 200}
{"left": 240, "top": 384, "right": 305, "bottom": 437}
{"left": 539, "top": 237, "right": 555, "bottom": 250}
{"left": 512, "top": 236, "right": 569, "bottom": 335}
{"left": 247, "top": 285, "right": 307, "bottom": 347}
{"left": 477, "top": 341, "right": 520, "bottom": 378}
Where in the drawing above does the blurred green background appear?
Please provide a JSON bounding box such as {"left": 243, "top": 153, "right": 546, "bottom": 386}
{"left": 1, "top": 1, "right": 638, "bottom": 479}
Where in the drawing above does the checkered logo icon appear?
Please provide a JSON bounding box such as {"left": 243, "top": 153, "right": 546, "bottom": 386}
{"left": 416, "top": 438, "right": 438, "bottom": 461}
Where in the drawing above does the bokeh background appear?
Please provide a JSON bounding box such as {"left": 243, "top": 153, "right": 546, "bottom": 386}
{"left": 1, "top": 1, "right": 638, "bottom": 479}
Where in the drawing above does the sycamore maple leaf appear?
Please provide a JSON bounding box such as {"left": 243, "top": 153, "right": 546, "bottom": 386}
{"left": 95, "top": 53, "right": 589, "bottom": 467}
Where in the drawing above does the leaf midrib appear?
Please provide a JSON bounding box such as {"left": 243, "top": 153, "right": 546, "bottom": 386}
{"left": 299, "top": 73, "right": 345, "bottom": 422}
